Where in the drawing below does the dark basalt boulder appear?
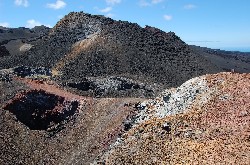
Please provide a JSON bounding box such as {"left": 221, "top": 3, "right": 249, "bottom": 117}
{"left": 66, "top": 76, "right": 157, "bottom": 98}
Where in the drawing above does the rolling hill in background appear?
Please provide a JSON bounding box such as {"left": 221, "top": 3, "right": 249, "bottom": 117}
{"left": 0, "top": 12, "right": 249, "bottom": 164}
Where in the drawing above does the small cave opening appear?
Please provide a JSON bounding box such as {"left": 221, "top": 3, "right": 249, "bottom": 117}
{"left": 3, "top": 90, "right": 79, "bottom": 130}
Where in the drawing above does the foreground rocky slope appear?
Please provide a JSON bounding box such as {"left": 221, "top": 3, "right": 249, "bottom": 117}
{"left": 0, "top": 70, "right": 145, "bottom": 164}
{"left": 95, "top": 72, "right": 250, "bottom": 164}
{"left": 1, "top": 70, "right": 249, "bottom": 164}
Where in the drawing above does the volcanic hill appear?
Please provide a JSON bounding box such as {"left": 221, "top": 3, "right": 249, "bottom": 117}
{"left": 0, "top": 12, "right": 219, "bottom": 95}
{"left": 1, "top": 12, "right": 250, "bottom": 97}
{"left": 0, "top": 12, "right": 250, "bottom": 165}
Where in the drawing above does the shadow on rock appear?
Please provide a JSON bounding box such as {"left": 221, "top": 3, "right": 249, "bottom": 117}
{"left": 3, "top": 89, "right": 79, "bottom": 131}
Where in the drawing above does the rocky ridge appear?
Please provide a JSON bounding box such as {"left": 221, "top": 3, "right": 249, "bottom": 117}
{"left": 94, "top": 72, "right": 250, "bottom": 164}
{"left": 0, "top": 69, "right": 146, "bottom": 164}
{"left": 0, "top": 66, "right": 157, "bottom": 98}
{"left": 66, "top": 76, "right": 157, "bottom": 98}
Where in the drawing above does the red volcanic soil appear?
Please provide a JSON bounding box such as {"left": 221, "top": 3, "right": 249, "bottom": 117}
{"left": 13, "top": 77, "right": 89, "bottom": 101}
{"left": 198, "top": 73, "right": 250, "bottom": 141}
{"left": 0, "top": 77, "right": 145, "bottom": 164}
{"left": 98, "top": 73, "right": 250, "bottom": 165}
{"left": 1, "top": 73, "right": 249, "bottom": 164}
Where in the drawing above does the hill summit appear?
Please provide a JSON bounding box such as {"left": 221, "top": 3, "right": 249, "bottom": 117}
{"left": 50, "top": 12, "right": 219, "bottom": 87}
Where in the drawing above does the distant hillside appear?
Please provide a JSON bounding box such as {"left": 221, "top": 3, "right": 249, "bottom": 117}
{"left": 190, "top": 45, "right": 250, "bottom": 73}
{"left": 0, "top": 26, "right": 50, "bottom": 57}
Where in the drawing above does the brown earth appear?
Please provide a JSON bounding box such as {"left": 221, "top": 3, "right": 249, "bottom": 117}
{"left": 1, "top": 72, "right": 249, "bottom": 165}
{"left": 97, "top": 73, "right": 250, "bottom": 165}
{"left": 0, "top": 76, "right": 145, "bottom": 164}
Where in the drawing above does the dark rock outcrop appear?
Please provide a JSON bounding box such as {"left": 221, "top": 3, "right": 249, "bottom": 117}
{"left": 66, "top": 76, "right": 157, "bottom": 98}
{"left": 13, "top": 66, "right": 51, "bottom": 78}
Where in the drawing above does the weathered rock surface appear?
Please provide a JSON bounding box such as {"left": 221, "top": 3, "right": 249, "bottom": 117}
{"left": 0, "top": 72, "right": 145, "bottom": 165}
{"left": 19, "top": 43, "right": 33, "bottom": 52}
{"left": 65, "top": 76, "right": 157, "bottom": 98}
{"left": 95, "top": 72, "right": 250, "bottom": 165}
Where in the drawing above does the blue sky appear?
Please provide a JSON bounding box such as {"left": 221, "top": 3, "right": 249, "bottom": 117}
{"left": 0, "top": 0, "right": 249, "bottom": 51}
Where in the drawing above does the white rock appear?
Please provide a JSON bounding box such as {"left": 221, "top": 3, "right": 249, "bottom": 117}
{"left": 19, "top": 43, "right": 33, "bottom": 52}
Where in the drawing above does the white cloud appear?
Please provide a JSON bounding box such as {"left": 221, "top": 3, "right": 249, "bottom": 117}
{"left": 47, "top": 0, "right": 66, "bottom": 10}
{"left": 106, "top": 0, "right": 121, "bottom": 5}
{"left": 184, "top": 4, "right": 197, "bottom": 10}
{"left": 106, "top": 13, "right": 114, "bottom": 18}
{"left": 26, "top": 19, "right": 41, "bottom": 28}
{"left": 26, "top": 19, "right": 52, "bottom": 28}
{"left": 139, "top": 0, "right": 164, "bottom": 7}
{"left": 100, "top": 7, "right": 112, "bottom": 13}
{"left": 0, "top": 22, "right": 10, "bottom": 27}
{"left": 152, "top": 0, "right": 163, "bottom": 4}
{"left": 14, "top": 0, "right": 29, "bottom": 7}
{"left": 45, "top": 24, "right": 52, "bottom": 28}
{"left": 163, "top": 15, "right": 172, "bottom": 21}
